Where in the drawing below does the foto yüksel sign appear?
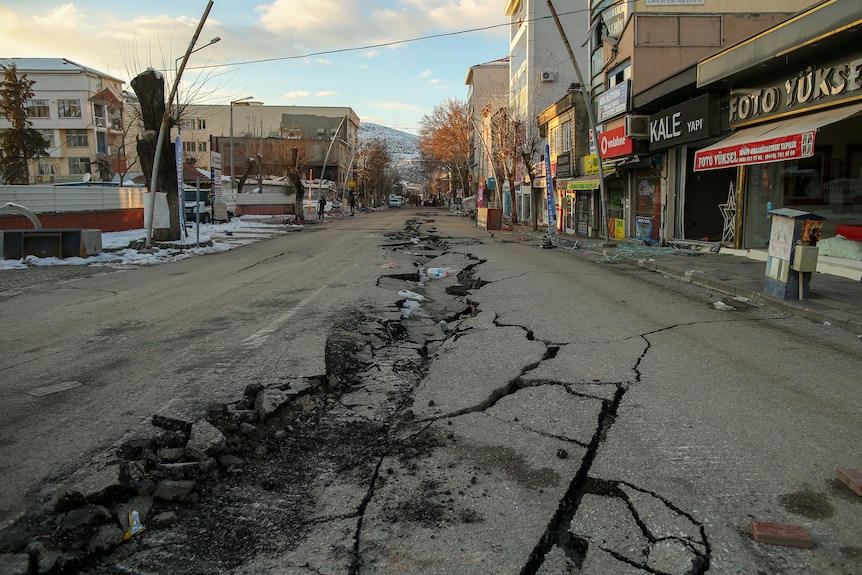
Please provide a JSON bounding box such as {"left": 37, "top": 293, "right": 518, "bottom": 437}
{"left": 730, "top": 53, "right": 862, "bottom": 127}
{"left": 693, "top": 131, "right": 815, "bottom": 171}
{"left": 599, "top": 125, "right": 633, "bottom": 158}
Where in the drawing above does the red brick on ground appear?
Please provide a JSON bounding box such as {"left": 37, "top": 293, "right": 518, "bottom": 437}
{"left": 751, "top": 521, "right": 815, "bottom": 549}
{"left": 837, "top": 469, "right": 862, "bottom": 496}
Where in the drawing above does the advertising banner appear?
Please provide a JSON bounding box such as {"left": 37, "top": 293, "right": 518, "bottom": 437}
{"left": 544, "top": 143, "right": 557, "bottom": 235}
{"left": 694, "top": 131, "right": 815, "bottom": 171}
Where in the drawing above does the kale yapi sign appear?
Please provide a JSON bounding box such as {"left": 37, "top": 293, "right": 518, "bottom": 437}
{"left": 730, "top": 55, "right": 862, "bottom": 127}
{"left": 649, "top": 94, "right": 719, "bottom": 151}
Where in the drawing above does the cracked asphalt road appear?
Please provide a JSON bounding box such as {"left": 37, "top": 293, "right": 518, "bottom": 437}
{"left": 1, "top": 210, "right": 860, "bottom": 574}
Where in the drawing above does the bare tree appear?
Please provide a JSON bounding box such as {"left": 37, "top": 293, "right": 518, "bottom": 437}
{"left": 131, "top": 69, "right": 181, "bottom": 241}
{"left": 418, "top": 99, "right": 471, "bottom": 199}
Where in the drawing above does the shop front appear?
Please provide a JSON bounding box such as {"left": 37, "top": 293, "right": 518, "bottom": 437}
{"left": 694, "top": 98, "right": 862, "bottom": 249}
{"left": 565, "top": 173, "right": 610, "bottom": 238}
{"left": 694, "top": 1, "right": 862, "bottom": 249}
{"left": 598, "top": 125, "right": 637, "bottom": 240}
{"left": 647, "top": 93, "right": 732, "bottom": 242}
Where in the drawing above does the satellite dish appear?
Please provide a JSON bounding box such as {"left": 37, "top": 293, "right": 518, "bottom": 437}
{"left": 82, "top": 172, "right": 91, "bottom": 183}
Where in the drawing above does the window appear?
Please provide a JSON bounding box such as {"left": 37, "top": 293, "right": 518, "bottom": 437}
{"left": 562, "top": 120, "right": 572, "bottom": 153}
{"left": 183, "top": 141, "right": 197, "bottom": 153}
{"left": 607, "top": 63, "right": 630, "bottom": 89}
{"left": 196, "top": 119, "right": 206, "bottom": 130}
{"left": 27, "top": 99, "right": 50, "bottom": 118}
{"left": 38, "top": 129, "right": 55, "bottom": 148}
{"left": 68, "top": 157, "right": 91, "bottom": 174}
{"left": 66, "top": 129, "right": 88, "bottom": 147}
{"left": 180, "top": 119, "right": 195, "bottom": 131}
{"left": 197, "top": 141, "right": 207, "bottom": 152}
{"left": 38, "top": 159, "right": 57, "bottom": 175}
{"left": 57, "top": 99, "right": 82, "bottom": 118}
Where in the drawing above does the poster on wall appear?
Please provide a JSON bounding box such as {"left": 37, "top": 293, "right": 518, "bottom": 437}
{"left": 635, "top": 216, "right": 654, "bottom": 241}
{"left": 545, "top": 143, "right": 557, "bottom": 236}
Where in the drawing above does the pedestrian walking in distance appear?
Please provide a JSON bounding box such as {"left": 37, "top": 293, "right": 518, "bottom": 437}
{"left": 318, "top": 195, "right": 326, "bottom": 220}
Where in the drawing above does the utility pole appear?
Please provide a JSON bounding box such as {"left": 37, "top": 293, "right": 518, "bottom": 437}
{"left": 546, "top": 0, "right": 611, "bottom": 243}
{"left": 145, "top": 0, "right": 214, "bottom": 246}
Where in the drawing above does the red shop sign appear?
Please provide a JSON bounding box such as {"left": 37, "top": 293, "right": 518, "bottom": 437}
{"left": 599, "top": 125, "right": 633, "bottom": 159}
{"left": 694, "top": 131, "right": 815, "bottom": 171}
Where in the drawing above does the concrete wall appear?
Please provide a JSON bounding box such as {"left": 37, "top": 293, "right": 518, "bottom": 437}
{"left": 0, "top": 185, "right": 144, "bottom": 231}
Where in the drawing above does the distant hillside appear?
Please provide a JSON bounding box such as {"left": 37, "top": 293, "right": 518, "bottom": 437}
{"left": 358, "top": 122, "right": 423, "bottom": 185}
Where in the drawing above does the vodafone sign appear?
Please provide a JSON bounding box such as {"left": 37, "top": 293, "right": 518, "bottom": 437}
{"left": 599, "top": 125, "right": 633, "bottom": 159}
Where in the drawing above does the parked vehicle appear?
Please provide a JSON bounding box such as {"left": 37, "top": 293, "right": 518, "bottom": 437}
{"left": 389, "top": 196, "right": 402, "bottom": 207}
{"left": 184, "top": 190, "right": 212, "bottom": 223}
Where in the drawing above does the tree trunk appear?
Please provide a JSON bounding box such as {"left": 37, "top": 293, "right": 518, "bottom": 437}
{"left": 130, "top": 70, "right": 180, "bottom": 242}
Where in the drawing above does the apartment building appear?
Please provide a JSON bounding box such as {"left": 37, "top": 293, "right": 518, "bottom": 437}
{"left": 504, "top": 0, "right": 590, "bottom": 224}
{"left": 0, "top": 58, "right": 126, "bottom": 183}
{"left": 466, "top": 57, "right": 510, "bottom": 207}
{"left": 126, "top": 102, "right": 359, "bottom": 193}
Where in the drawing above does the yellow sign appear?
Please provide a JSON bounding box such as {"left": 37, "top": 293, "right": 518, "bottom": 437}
{"left": 608, "top": 218, "right": 625, "bottom": 240}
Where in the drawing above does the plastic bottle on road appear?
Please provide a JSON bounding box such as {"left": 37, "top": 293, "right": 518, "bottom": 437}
{"left": 426, "top": 267, "right": 454, "bottom": 278}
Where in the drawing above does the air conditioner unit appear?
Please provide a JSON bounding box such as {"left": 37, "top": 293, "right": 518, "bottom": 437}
{"left": 625, "top": 115, "right": 650, "bottom": 138}
{"left": 541, "top": 71, "right": 557, "bottom": 83}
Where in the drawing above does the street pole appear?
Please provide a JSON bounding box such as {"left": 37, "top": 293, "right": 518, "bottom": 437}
{"left": 146, "top": 0, "right": 214, "bottom": 247}
{"left": 318, "top": 114, "right": 348, "bottom": 206}
{"left": 546, "top": 0, "right": 610, "bottom": 243}
{"left": 229, "top": 96, "right": 254, "bottom": 196}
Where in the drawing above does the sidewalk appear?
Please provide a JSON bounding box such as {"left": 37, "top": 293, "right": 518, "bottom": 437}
{"left": 514, "top": 226, "right": 862, "bottom": 335}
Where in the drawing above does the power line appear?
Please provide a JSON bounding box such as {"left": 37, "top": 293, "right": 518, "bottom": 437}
{"left": 181, "top": 7, "right": 590, "bottom": 72}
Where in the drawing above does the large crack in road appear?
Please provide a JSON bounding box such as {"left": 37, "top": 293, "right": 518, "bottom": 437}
{"left": 0, "top": 220, "right": 711, "bottom": 575}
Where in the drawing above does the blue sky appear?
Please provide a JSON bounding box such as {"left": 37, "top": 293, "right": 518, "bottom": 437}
{"left": 0, "top": 1, "right": 510, "bottom": 133}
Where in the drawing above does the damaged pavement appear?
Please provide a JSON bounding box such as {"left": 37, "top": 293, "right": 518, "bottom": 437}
{"left": 0, "top": 215, "right": 857, "bottom": 575}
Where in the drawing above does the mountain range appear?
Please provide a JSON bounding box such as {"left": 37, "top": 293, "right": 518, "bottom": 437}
{"left": 358, "top": 122, "right": 423, "bottom": 185}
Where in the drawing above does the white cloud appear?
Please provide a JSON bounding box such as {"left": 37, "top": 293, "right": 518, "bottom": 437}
{"left": 316, "top": 90, "right": 337, "bottom": 97}
{"left": 284, "top": 90, "right": 311, "bottom": 100}
{"left": 419, "top": 69, "right": 432, "bottom": 78}
{"left": 255, "top": 0, "right": 505, "bottom": 50}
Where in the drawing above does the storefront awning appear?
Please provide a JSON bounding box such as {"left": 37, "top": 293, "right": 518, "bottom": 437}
{"left": 566, "top": 170, "right": 616, "bottom": 191}
{"left": 693, "top": 103, "right": 862, "bottom": 172}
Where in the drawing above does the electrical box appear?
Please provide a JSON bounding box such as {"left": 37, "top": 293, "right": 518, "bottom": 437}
{"left": 791, "top": 245, "right": 819, "bottom": 272}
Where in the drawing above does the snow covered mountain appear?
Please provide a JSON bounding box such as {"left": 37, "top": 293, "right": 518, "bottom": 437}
{"left": 358, "top": 122, "right": 422, "bottom": 185}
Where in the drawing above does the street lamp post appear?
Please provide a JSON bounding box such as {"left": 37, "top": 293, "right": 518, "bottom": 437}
{"left": 229, "top": 96, "right": 254, "bottom": 194}
{"left": 174, "top": 36, "right": 220, "bottom": 135}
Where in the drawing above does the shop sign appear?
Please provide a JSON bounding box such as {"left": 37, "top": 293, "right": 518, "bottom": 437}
{"left": 598, "top": 81, "right": 630, "bottom": 122}
{"left": 649, "top": 94, "right": 716, "bottom": 150}
{"left": 694, "top": 131, "right": 815, "bottom": 171}
{"left": 568, "top": 179, "right": 599, "bottom": 191}
{"left": 608, "top": 218, "right": 625, "bottom": 240}
{"left": 602, "top": 3, "right": 628, "bottom": 40}
{"left": 556, "top": 151, "right": 572, "bottom": 178}
{"left": 598, "top": 125, "right": 634, "bottom": 159}
{"left": 210, "top": 151, "right": 222, "bottom": 201}
{"left": 730, "top": 54, "right": 862, "bottom": 126}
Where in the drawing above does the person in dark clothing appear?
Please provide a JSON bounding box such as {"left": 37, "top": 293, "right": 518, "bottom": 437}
{"left": 349, "top": 191, "right": 356, "bottom": 215}
{"left": 318, "top": 195, "right": 326, "bottom": 220}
